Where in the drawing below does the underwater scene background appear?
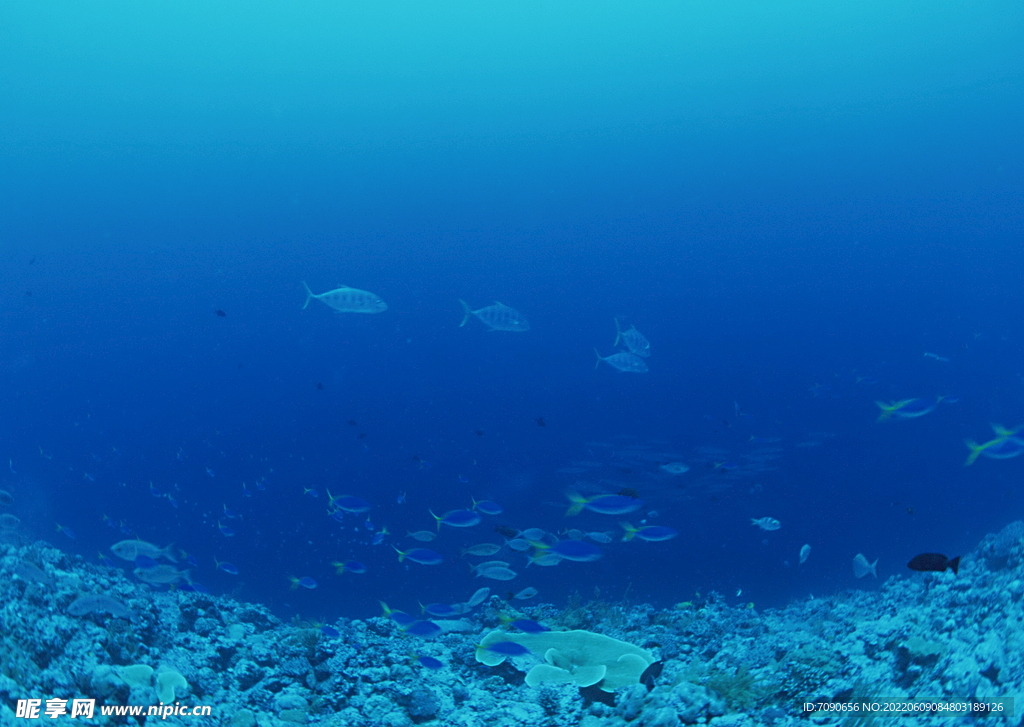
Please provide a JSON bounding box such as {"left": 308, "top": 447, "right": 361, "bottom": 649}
{"left": 1, "top": 1, "right": 1023, "bottom": 725}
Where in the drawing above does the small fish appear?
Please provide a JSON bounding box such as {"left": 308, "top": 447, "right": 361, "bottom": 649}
{"left": 620, "top": 523, "right": 678, "bottom": 542}
{"left": 462, "top": 543, "right": 503, "bottom": 557}
{"left": 215, "top": 558, "right": 239, "bottom": 575}
{"left": 394, "top": 547, "right": 444, "bottom": 565}
{"left": 405, "top": 621, "right": 443, "bottom": 638}
{"left": 407, "top": 530, "right": 437, "bottom": 542}
{"left": 396, "top": 491, "right": 407, "bottom": 505}
{"left": 594, "top": 349, "right": 649, "bottom": 373}
{"left": 907, "top": 553, "right": 960, "bottom": 574}
{"left": 528, "top": 552, "right": 563, "bottom": 567}
{"left": 415, "top": 655, "right": 444, "bottom": 670}
{"left": 320, "top": 626, "right": 341, "bottom": 638}
{"left": 135, "top": 564, "right": 191, "bottom": 585}
{"left": 205, "top": 467, "right": 215, "bottom": 477}
{"left": 222, "top": 504, "right": 238, "bottom": 519}
{"left": 422, "top": 603, "right": 460, "bottom": 618}
{"left": 302, "top": 282, "right": 387, "bottom": 314}
{"left": 13, "top": 560, "right": 55, "bottom": 587}
{"left": 474, "top": 559, "right": 510, "bottom": 571}
{"left": 544, "top": 540, "right": 604, "bottom": 562}
{"left": 472, "top": 498, "right": 504, "bottom": 515}
{"left": 566, "top": 492, "right": 644, "bottom": 516}
{"left": 111, "top": 540, "right": 177, "bottom": 563}
{"left": 613, "top": 318, "right": 651, "bottom": 357}
{"left": 751, "top": 517, "right": 781, "bottom": 531}
{"left": 964, "top": 426, "right": 1024, "bottom": 465}
{"left": 303, "top": 486, "right": 319, "bottom": 498}
{"left": 536, "top": 417, "right": 546, "bottom": 427}
{"left": 659, "top": 462, "right": 689, "bottom": 475}
{"left": 327, "top": 491, "right": 371, "bottom": 513}
{"left": 380, "top": 603, "right": 417, "bottom": 629}
{"left": 584, "top": 531, "right": 614, "bottom": 544}
{"left": 509, "top": 618, "right": 548, "bottom": 633}
{"left": 371, "top": 527, "right": 389, "bottom": 545}
{"left": 852, "top": 553, "right": 878, "bottom": 579}
{"left": 431, "top": 509, "right": 482, "bottom": 529}
{"left": 333, "top": 560, "right": 367, "bottom": 575}
{"left": 475, "top": 566, "right": 519, "bottom": 581}
{"left": 289, "top": 576, "right": 318, "bottom": 590}
{"left": 923, "top": 352, "right": 950, "bottom": 362}
{"left": 215, "top": 309, "right": 226, "bottom": 317}
{"left": 512, "top": 587, "right": 538, "bottom": 600}
{"left": 481, "top": 641, "right": 530, "bottom": 657}
{"left": 466, "top": 587, "right": 490, "bottom": 607}
{"left": 875, "top": 397, "right": 942, "bottom": 421}
{"left": 459, "top": 300, "right": 529, "bottom": 332}
{"left": 799, "top": 544, "right": 811, "bottom": 565}
{"left": 55, "top": 523, "right": 77, "bottom": 540}
{"left": 217, "top": 521, "right": 235, "bottom": 537}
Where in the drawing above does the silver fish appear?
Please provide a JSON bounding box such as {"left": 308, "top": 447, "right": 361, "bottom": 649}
{"left": 110, "top": 539, "right": 177, "bottom": 563}
{"left": 614, "top": 319, "right": 651, "bottom": 357}
{"left": 475, "top": 566, "right": 518, "bottom": 581}
{"left": 595, "top": 350, "right": 649, "bottom": 373}
{"left": 302, "top": 282, "right": 387, "bottom": 314}
{"left": 750, "top": 517, "right": 781, "bottom": 531}
{"left": 459, "top": 300, "right": 529, "bottom": 332}
{"left": 853, "top": 553, "right": 877, "bottom": 578}
{"left": 134, "top": 564, "right": 191, "bottom": 585}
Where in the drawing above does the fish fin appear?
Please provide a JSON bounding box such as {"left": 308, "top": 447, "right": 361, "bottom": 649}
{"left": 964, "top": 440, "right": 983, "bottom": 466}
{"left": 594, "top": 349, "right": 603, "bottom": 369}
{"left": 301, "top": 281, "right": 315, "bottom": 310}
{"left": 620, "top": 522, "right": 636, "bottom": 541}
{"left": 613, "top": 318, "right": 622, "bottom": 346}
{"left": 161, "top": 544, "right": 178, "bottom": 563}
{"left": 566, "top": 492, "right": 587, "bottom": 516}
{"left": 458, "top": 300, "right": 472, "bottom": 327}
{"left": 948, "top": 556, "right": 960, "bottom": 575}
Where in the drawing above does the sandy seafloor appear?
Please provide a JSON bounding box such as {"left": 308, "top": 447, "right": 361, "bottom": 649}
{"left": 1, "top": 522, "right": 1022, "bottom": 727}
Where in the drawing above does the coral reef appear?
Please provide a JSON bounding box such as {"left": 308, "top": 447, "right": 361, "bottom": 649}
{"left": 1, "top": 526, "right": 1022, "bottom": 727}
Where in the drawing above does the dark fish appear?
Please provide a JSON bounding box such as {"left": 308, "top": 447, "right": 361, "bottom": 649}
{"left": 215, "top": 309, "right": 226, "bottom": 317}
{"left": 641, "top": 661, "right": 664, "bottom": 691}
{"left": 907, "top": 553, "right": 960, "bottom": 575}
{"left": 316, "top": 382, "right": 324, "bottom": 390}
{"left": 536, "top": 417, "right": 546, "bottom": 427}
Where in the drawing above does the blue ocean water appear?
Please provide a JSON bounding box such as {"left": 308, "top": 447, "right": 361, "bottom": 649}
{"left": 1, "top": 0, "right": 1022, "bottom": 626}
